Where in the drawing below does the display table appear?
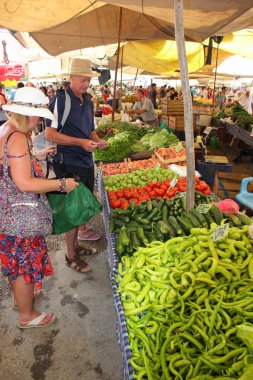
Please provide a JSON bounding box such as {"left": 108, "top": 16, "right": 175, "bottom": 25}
{"left": 97, "top": 171, "right": 134, "bottom": 380}
{"left": 224, "top": 122, "right": 253, "bottom": 148}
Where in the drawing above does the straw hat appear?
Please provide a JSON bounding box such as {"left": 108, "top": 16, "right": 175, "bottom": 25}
{"left": 67, "top": 58, "right": 100, "bottom": 78}
{"left": 3, "top": 87, "right": 54, "bottom": 120}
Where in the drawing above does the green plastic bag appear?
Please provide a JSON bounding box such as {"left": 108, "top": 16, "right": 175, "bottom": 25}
{"left": 47, "top": 182, "right": 102, "bottom": 234}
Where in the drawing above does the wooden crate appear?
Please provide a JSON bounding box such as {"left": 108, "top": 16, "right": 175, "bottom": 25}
{"left": 213, "top": 172, "right": 252, "bottom": 199}
{"left": 155, "top": 148, "right": 186, "bottom": 165}
{"left": 167, "top": 101, "right": 184, "bottom": 116}
{"left": 169, "top": 116, "right": 197, "bottom": 131}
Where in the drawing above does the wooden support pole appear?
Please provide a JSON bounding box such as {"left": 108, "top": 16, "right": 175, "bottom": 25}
{"left": 112, "top": 7, "right": 122, "bottom": 122}
{"left": 174, "top": 0, "right": 195, "bottom": 210}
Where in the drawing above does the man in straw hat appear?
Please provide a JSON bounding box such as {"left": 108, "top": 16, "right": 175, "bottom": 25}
{"left": 46, "top": 58, "right": 108, "bottom": 273}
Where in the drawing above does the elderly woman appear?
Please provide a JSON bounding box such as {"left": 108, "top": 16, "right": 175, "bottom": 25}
{"left": 0, "top": 87, "right": 78, "bottom": 329}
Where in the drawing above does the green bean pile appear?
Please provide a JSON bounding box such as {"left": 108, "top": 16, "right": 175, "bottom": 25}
{"left": 116, "top": 224, "right": 253, "bottom": 379}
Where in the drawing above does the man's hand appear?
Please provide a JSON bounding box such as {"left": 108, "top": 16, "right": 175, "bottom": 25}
{"left": 97, "top": 140, "right": 108, "bottom": 150}
{"left": 80, "top": 139, "right": 99, "bottom": 152}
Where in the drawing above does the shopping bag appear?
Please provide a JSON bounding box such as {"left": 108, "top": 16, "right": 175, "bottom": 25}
{"left": 47, "top": 182, "right": 102, "bottom": 234}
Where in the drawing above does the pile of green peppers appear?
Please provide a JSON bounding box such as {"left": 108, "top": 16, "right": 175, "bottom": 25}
{"left": 116, "top": 224, "right": 253, "bottom": 379}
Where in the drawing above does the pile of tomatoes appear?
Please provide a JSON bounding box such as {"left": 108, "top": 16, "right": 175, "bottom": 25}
{"left": 108, "top": 177, "right": 210, "bottom": 209}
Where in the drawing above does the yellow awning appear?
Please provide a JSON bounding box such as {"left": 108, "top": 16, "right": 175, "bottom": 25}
{"left": 118, "top": 40, "right": 205, "bottom": 76}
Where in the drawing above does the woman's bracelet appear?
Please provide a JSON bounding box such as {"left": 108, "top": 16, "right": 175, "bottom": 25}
{"left": 57, "top": 178, "right": 67, "bottom": 192}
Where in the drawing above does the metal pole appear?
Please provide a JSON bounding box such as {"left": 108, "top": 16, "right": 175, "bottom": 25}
{"left": 112, "top": 7, "right": 122, "bottom": 122}
{"left": 133, "top": 68, "right": 139, "bottom": 89}
{"left": 212, "top": 44, "right": 220, "bottom": 106}
{"left": 174, "top": 0, "right": 195, "bottom": 210}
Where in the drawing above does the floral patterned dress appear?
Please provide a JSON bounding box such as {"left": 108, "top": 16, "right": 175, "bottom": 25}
{"left": 0, "top": 159, "right": 54, "bottom": 286}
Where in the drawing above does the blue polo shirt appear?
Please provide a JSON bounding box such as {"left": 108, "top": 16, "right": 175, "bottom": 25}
{"left": 49, "top": 87, "right": 95, "bottom": 168}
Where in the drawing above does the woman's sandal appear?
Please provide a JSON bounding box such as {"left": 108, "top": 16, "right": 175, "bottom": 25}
{"left": 18, "top": 312, "right": 56, "bottom": 329}
{"left": 65, "top": 255, "right": 91, "bottom": 273}
{"left": 75, "top": 246, "right": 97, "bottom": 256}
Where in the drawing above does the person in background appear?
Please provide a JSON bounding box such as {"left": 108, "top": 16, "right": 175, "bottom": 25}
{"left": 46, "top": 59, "right": 108, "bottom": 273}
{"left": 202, "top": 87, "right": 209, "bottom": 99}
{"left": 215, "top": 86, "right": 227, "bottom": 109}
{"left": 102, "top": 84, "right": 111, "bottom": 103}
{"left": 0, "top": 83, "right": 7, "bottom": 103}
{"left": 168, "top": 87, "right": 178, "bottom": 100}
{"left": 0, "top": 87, "right": 78, "bottom": 328}
{"left": 126, "top": 88, "right": 158, "bottom": 126}
{"left": 149, "top": 83, "right": 158, "bottom": 109}
{"left": 175, "top": 89, "right": 183, "bottom": 100}
{"left": 39, "top": 86, "right": 48, "bottom": 97}
{"left": 237, "top": 87, "right": 253, "bottom": 115}
{"left": 10, "top": 82, "right": 24, "bottom": 101}
{"left": 159, "top": 85, "right": 166, "bottom": 99}
{"left": 225, "top": 98, "right": 233, "bottom": 108}
{"left": 0, "top": 83, "right": 8, "bottom": 126}
{"left": 47, "top": 86, "right": 55, "bottom": 101}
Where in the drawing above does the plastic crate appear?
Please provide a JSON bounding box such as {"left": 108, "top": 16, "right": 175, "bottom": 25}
{"left": 197, "top": 160, "right": 232, "bottom": 184}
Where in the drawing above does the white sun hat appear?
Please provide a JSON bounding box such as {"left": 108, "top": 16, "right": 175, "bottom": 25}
{"left": 3, "top": 87, "right": 54, "bottom": 120}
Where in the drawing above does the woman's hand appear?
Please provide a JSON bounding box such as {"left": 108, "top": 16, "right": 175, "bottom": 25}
{"left": 65, "top": 178, "right": 79, "bottom": 193}
{"left": 36, "top": 146, "right": 57, "bottom": 161}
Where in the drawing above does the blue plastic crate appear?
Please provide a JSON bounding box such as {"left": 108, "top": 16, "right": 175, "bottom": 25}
{"left": 197, "top": 160, "right": 232, "bottom": 184}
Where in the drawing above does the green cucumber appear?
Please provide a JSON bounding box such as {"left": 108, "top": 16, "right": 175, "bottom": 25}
{"left": 162, "top": 205, "right": 168, "bottom": 222}
{"left": 210, "top": 204, "right": 223, "bottom": 225}
{"left": 182, "top": 211, "right": 200, "bottom": 228}
{"left": 189, "top": 209, "right": 208, "bottom": 227}
{"left": 177, "top": 216, "right": 192, "bottom": 234}
{"left": 157, "top": 220, "right": 171, "bottom": 235}
{"left": 168, "top": 216, "right": 183, "bottom": 235}
{"left": 203, "top": 210, "right": 215, "bottom": 225}
{"left": 130, "top": 231, "right": 141, "bottom": 249}
{"left": 236, "top": 213, "right": 252, "bottom": 225}
{"left": 137, "top": 227, "right": 149, "bottom": 245}
{"left": 119, "top": 227, "right": 131, "bottom": 246}
{"left": 146, "top": 231, "right": 156, "bottom": 243}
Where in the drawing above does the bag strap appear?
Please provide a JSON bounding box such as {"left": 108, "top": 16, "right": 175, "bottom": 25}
{"left": 3, "top": 131, "right": 31, "bottom": 176}
{"left": 3, "top": 131, "right": 23, "bottom": 175}
{"left": 59, "top": 91, "right": 71, "bottom": 132}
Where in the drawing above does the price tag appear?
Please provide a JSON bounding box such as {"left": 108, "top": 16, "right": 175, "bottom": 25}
{"left": 169, "top": 178, "right": 178, "bottom": 188}
{"left": 213, "top": 223, "right": 229, "bottom": 242}
{"left": 196, "top": 204, "right": 212, "bottom": 214}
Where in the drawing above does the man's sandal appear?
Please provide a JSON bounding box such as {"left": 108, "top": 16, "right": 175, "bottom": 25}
{"left": 65, "top": 255, "right": 91, "bottom": 273}
{"left": 75, "top": 246, "right": 97, "bottom": 256}
{"left": 18, "top": 312, "right": 56, "bottom": 329}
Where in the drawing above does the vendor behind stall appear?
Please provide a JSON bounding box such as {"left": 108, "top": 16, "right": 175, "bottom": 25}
{"left": 126, "top": 88, "right": 158, "bottom": 126}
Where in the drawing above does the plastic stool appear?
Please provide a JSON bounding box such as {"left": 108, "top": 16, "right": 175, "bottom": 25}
{"left": 235, "top": 177, "right": 253, "bottom": 211}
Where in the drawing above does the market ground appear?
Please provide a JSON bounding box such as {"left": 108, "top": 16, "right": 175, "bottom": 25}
{"left": 0, "top": 146, "right": 253, "bottom": 380}
{"left": 0, "top": 210, "right": 122, "bottom": 380}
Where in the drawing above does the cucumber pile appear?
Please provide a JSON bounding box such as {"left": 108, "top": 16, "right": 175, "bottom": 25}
{"left": 109, "top": 193, "right": 252, "bottom": 257}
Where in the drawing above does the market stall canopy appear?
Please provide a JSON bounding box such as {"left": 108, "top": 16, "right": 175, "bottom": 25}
{"left": 1, "top": 1, "right": 253, "bottom": 55}
{"left": 110, "top": 30, "right": 253, "bottom": 76}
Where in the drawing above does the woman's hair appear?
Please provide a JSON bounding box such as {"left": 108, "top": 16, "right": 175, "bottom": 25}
{"left": 8, "top": 112, "right": 30, "bottom": 133}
